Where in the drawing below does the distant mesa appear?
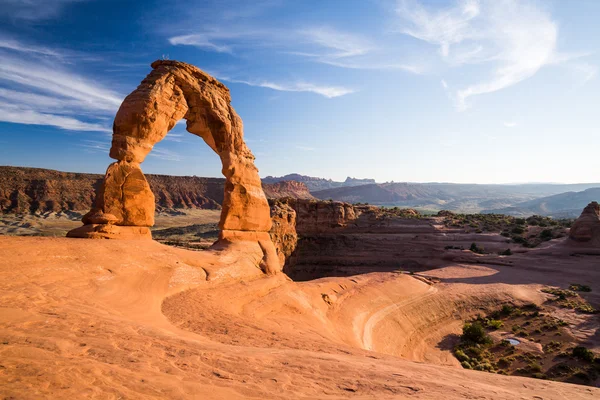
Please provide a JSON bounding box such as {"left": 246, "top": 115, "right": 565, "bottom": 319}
{"left": 263, "top": 173, "right": 376, "bottom": 191}
{"left": 568, "top": 201, "right": 600, "bottom": 247}
{"left": 66, "top": 60, "right": 280, "bottom": 274}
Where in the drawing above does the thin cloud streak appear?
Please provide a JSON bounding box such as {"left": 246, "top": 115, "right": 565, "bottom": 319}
{"left": 214, "top": 74, "right": 354, "bottom": 98}
{"left": 0, "top": 0, "right": 88, "bottom": 21}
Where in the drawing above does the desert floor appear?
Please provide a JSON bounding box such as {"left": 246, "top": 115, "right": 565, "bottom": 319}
{"left": 1, "top": 231, "right": 599, "bottom": 399}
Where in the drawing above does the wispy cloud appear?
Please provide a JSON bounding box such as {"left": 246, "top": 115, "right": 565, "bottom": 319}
{"left": 503, "top": 121, "right": 517, "bottom": 128}
{"left": 295, "top": 145, "right": 316, "bottom": 151}
{"left": 214, "top": 74, "right": 354, "bottom": 98}
{"left": 169, "top": 33, "right": 236, "bottom": 54}
{"left": 0, "top": 0, "right": 87, "bottom": 21}
{"left": 0, "top": 38, "right": 122, "bottom": 132}
{"left": 149, "top": 148, "right": 183, "bottom": 162}
{"left": 396, "top": 0, "right": 590, "bottom": 110}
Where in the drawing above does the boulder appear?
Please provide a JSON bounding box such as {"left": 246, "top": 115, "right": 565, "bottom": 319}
{"left": 569, "top": 201, "right": 600, "bottom": 246}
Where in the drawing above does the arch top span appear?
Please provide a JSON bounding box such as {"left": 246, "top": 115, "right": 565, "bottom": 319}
{"left": 67, "top": 60, "right": 280, "bottom": 275}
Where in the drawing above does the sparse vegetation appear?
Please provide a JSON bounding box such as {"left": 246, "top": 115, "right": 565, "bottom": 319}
{"left": 569, "top": 283, "right": 592, "bottom": 292}
{"left": 454, "top": 301, "right": 599, "bottom": 387}
{"left": 469, "top": 242, "right": 485, "bottom": 254}
{"left": 442, "top": 213, "right": 572, "bottom": 248}
{"left": 543, "top": 286, "right": 598, "bottom": 314}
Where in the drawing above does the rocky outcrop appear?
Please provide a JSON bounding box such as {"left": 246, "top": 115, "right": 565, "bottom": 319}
{"left": 569, "top": 201, "right": 600, "bottom": 246}
{"left": 268, "top": 200, "right": 298, "bottom": 267}
{"left": 262, "top": 181, "right": 314, "bottom": 200}
{"left": 67, "top": 60, "right": 279, "bottom": 274}
{"left": 281, "top": 198, "right": 359, "bottom": 234}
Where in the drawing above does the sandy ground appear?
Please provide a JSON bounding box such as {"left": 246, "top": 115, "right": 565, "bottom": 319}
{"left": 0, "top": 235, "right": 599, "bottom": 399}
{"left": 0, "top": 210, "right": 222, "bottom": 237}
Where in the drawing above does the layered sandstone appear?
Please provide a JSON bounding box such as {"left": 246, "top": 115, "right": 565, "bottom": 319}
{"left": 67, "top": 60, "right": 279, "bottom": 274}
{"left": 569, "top": 201, "right": 600, "bottom": 246}
{"left": 0, "top": 166, "right": 313, "bottom": 214}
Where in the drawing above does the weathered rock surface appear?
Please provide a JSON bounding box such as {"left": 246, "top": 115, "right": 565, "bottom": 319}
{"left": 569, "top": 201, "right": 600, "bottom": 246}
{"left": 268, "top": 200, "right": 298, "bottom": 267}
{"left": 281, "top": 198, "right": 359, "bottom": 234}
{"left": 88, "top": 161, "right": 155, "bottom": 227}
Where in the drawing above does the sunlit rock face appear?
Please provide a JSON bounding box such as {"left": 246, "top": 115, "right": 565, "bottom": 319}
{"left": 569, "top": 201, "right": 600, "bottom": 247}
{"left": 68, "top": 60, "right": 279, "bottom": 274}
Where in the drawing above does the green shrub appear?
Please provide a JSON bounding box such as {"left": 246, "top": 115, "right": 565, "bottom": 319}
{"left": 454, "top": 349, "right": 470, "bottom": 362}
{"left": 461, "top": 361, "right": 472, "bottom": 369}
{"left": 569, "top": 283, "right": 592, "bottom": 292}
{"left": 573, "top": 346, "right": 595, "bottom": 362}
{"left": 499, "top": 248, "right": 512, "bottom": 256}
{"left": 461, "top": 322, "right": 492, "bottom": 345}
{"left": 528, "top": 362, "right": 543, "bottom": 373}
{"left": 469, "top": 242, "right": 485, "bottom": 254}
{"left": 486, "top": 319, "right": 503, "bottom": 329}
{"left": 540, "top": 229, "right": 553, "bottom": 240}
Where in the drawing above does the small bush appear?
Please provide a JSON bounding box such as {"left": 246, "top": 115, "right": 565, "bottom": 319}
{"left": 573, "top": 346, "right": 595, "bottom": 362}
{"left": 461, "top": 361, "right": 473, "bottom": 369}
{"left": 540, "top": 229, "right": 553, "bottom": 241}
{"left": 569, "top": 283, "right": 592, "bottom": 292}
{"left": 461, "top": 322, "right": 492, "bottom": 345}
{"left": 499, "top": 248, "right": 512, "bottom": 256}
{"left": 486, "top": 319, "right": 504, "bottom": 329}
{"left": 470, "top": 242, "right": 485, "bottom": 254}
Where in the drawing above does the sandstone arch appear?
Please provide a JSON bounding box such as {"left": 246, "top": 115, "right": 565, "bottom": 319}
{"left": 67, "top": 60, "right": 280, "bottom": 274}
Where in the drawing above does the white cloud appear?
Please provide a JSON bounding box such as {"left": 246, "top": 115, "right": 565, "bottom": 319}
{"left": 0, "top": 104, "right": 111, "bottom": 132}
{"left": 149, "top": 148, "right": 183, "bottom": 162}
{"left": 0, "top": 37, "right": 62, "bottom": 57}
{"left": 214, "top": 74, "right": 354, "bottom": 98}
{"left": 396, "top": 0, "right": 581, "bottom": 110}
{"left": 503, "top": 121, "right": 517, "bottom": 128}
{"left": 299, "top": 27, "right": 372, "bottom": 59}
{"left": 0, "top": 40, "right": 122, "bottom": 132}
{"left": 168, "top": 34, "right": 234, "bottom": 54}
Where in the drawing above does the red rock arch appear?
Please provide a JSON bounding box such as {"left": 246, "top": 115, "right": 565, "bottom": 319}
{"left": 68, "top": 60, "right": 279, "bottom": 274}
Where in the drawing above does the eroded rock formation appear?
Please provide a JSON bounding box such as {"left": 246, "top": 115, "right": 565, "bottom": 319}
{"left": 569, "top": 201, "right": 600, "bottom": 247}
{"left": 67, "top": 60, "right": 279, "bottom": 274}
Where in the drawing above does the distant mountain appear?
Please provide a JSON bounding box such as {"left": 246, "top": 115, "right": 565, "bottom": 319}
{"left": 311, "top": 182, "right": 600, "bottom": 214}
{"left": 262, "top": 173, "right": 376, "bottom": 191}
{"left": 482, "top": 187, "right": 600, "bottom": 218}
{"left": 0, "top": 166, "right": 313, "bottom": 214}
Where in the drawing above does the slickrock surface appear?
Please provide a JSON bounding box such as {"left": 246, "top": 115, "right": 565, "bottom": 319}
{"left": 0, "top": 235, "right": 598, "bottom": 399}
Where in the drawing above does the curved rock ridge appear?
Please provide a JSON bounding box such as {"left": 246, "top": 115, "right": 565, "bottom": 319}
{"left": 569, "top": 201, "right": 600, "bottom": 246}
{"left": 67, "top": 60, "right": 279, "bottom": 274}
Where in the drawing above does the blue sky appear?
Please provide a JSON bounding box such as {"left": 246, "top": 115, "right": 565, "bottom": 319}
{"left": 0, "top": 0, "right": 598, "bottom": 183}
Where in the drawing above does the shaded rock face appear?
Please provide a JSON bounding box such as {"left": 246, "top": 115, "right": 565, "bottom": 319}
{"left": 68, "top": 60, "right": 279, "bottom": 274}
{"left": 281, "top": 198, "right": 359, "bottom": 234}
{"left": 569, "top": 201, "right": 600, "bottom": 246}
{"left": 268, "top": 200, "right": 298, "bottom": 267}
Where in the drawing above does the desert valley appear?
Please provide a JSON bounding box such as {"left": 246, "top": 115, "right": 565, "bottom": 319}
{"left": 1, "top": 1, "right": 600, "bottom": 398}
